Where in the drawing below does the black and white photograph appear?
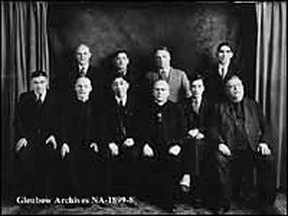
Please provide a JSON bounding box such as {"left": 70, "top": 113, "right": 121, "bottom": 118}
{"left": 1, "top": 1, "right": 287, "bottom": 215}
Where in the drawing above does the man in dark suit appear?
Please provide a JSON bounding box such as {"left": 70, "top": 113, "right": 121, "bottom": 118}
{"left": 181, "top": 73, "right": 214, "bottom": 208}
{"left": 14, "top": 70, "right": 58, "bottom": 198}
{"left": 102, "top": 74, "right": 140, "bottom": 196}
{"left": 60, "top": 77, "right": 104, "bottom": 198}
{"left": 205, "top": 42, "right": 241, "bottom": 103}
{"left": 139, "top": 79, "right": 186, "bottom": 212}
{"left": 210, "top": 75, "right": 276, "bottom": 214}
{"left": 144, "top": 46, "right": 192, "bottom": 104}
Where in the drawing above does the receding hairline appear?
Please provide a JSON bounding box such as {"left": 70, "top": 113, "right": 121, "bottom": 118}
{"left": 153, "top": 80, "right": 170, "bottom": 89}
{"left": 225, "top": 75, "right": 243, "bottom": 86}
{"left": 76, "top": 44, "right": 91, "bottom": 52}
{"left": 75, "top": 77, "right": 92, "bottom": 85}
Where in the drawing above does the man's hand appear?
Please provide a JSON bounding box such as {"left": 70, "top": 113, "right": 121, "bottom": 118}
{"left": 143, "top": 144, "right": 154, "bottom": 157}
{"left": 168, "top": 145, "right": 181, "bottom": 156}
{"left": 123, "top": 138, "right": 134, "bottom": 147}
{"left": 179, "top": 174, "right": 191, "bottom": 193}
{"left": 218, "top": 143, "right": 231, "bottom": 156}
{"left": 90, "top": 143, "right": 99, "bottom": 153}
{"left": 195, "top": 132, "right": 205, "bottom": 140}
{"left": 188, "top": 129, "right": 199, "bottom": 138}
{"left": 61, "top": 143, "right": 70, "bottom": 158}
{"left": 46, "top": 135, "right": 57, "bottom": 150}
{"left": 15, "top": 138, "right": 28, "bottom": 152}
{"left": 257, "top": 143, "right": 271, "bottom": 156}
{"left": 108, "top": 142, "right": 119, "bottom": 156}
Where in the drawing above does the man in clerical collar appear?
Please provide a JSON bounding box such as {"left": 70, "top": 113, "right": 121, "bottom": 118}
{"left": 145, "top": 46, "right": 192, "bottom": 104}
{"left": 209, "top": 75, "right": 277, "bottom": 214}
{"left": 60, "top": 76, "right": 103, "bottom": 198}
{"left": 140, "top": 79, "right": 186, "bottom": 213}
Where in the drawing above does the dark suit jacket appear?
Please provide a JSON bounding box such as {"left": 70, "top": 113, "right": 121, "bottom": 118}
{"left": 183, "top": 97, "right": 214, "bottom": 135}
{"left": 102, "top": 93, "right": 139, "bottom": 145}
{"left": 205, "top": 63, "right": 240, "bottom": 103}
{"left": 145, "top": 67, "right": 192, "bottom": 103}
{"left": 15, "top": 91, "right": 59, "bottom": 146}
{"left": 140, "top": 100, "right": 186, "bottom": 160}
{"left": 211, "top": 97, "right": 272, "bottom": 152}
{"left": 183, "top": 97, "right": 214, "bottom": 173}
{"left": 60, "top": 98, "right": 100, "bottom": 154}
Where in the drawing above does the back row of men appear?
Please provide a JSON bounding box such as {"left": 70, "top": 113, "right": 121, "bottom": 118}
{"left": 14, "top": 43, "right": 276, "bottom": 214}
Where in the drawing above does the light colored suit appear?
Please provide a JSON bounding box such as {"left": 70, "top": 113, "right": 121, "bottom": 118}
{"left": 146, "top": 67, "right": 192, "bottom": 103}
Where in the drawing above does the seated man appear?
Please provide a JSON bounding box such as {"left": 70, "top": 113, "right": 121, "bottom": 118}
{"left": 101, "top": 74, "right": 140, "bottom": 196}
{"left": 180, "top": 73, "right": 214, "bottom": 208}
{"left": 210, "top": 75, "right": 276, "bottom": 214}
{"left": 14, "top": 70, "right": 58, "bottom": 198}
{"left": 60, "top": 77, "right": 104, "bottom": 198}
{"left": 139, "top": 80, "right": 186, "bottom": 212}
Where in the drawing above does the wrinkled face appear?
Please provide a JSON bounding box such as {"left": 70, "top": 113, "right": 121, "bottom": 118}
{"left": 114, "top": 52, "right": 129, "bottom": 71}
{"left": 31, "top": 75, "right": 48, "bottom": 95}
{"left": 226, "top": 77, "right": 244, "bottom": 102}
{"left": 153, "top": 80, "right": 170, "bottom": 103}
{"left": 217, "top": 45, "right": 233, "bottom": 65}
{"left": 111, "top": 77, "right": 129, "bottom": 98}
{"left": 191, "top": 79, "right": 205, "bottom": 98}
{"left": 155, "top": 49, "right": 171, "bottom": 69}
{"left": 75, "top": 77, "right": 92, "bottom": 99}
{"left": 75, "top": 45, "right": 92, "bottom": 66}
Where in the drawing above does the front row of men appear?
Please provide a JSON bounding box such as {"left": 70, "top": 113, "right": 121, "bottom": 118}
{"left": 14, "top": 70, "right": 276, "bottom": 213}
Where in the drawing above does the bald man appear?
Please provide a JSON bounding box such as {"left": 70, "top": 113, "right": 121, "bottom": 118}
{"left": 59, "top": 77, "right": 104, "bottom": 198}
{"left": 139, "top": 80, "right": 186, "bottom": 212}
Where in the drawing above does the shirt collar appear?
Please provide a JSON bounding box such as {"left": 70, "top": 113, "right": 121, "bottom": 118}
{"left": 35, "top": 90, "right": 47, "bottom": 102}
{"left": 115, "top": 95, "right": 127, "bottom": 106}
{"left": 79, "top": 64, "right": 89, "bottom": 74}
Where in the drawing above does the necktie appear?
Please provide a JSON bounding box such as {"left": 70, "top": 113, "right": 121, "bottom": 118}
{"left": 80, "top": 67, "right": 85, "bottom": 77}
{"left": 192, "top": 98, "right": 199, "bottom": 114}
{"left": 160, "top": 70, "right": 168, "bottom": 81}
{"left": 220, "top": 67, "right": 226, "bottom": 79}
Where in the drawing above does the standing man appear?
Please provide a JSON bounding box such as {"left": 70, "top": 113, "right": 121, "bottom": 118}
{"left": 206, "top": 42, "right": 240, "bottom": 103}
{"left": 102, "top": 74, "right": 140, "bottom": 196}
{"left": 60, "top": 77, "right": 103, "bottom": 198}
{"left": 180, "top": 73, "right": 214, "bottom": 208}
{"left": 210, "top": 75, "right": 276, "bottom": 214}
{"left": 14, "top": 70, "right": 58, "bottom": 198}
{"left": 139, "top": 80, "right": 186, "bottom": 212}
{"left": 145, "top": 46, "right": 192, "bottom": 104}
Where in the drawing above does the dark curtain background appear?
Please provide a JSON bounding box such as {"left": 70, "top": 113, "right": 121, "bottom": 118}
{"left": 255, "top": 2, "right": 286, "bottom": 191}
{"left": 1, "top": 1, "right": 49, "bottom": 201}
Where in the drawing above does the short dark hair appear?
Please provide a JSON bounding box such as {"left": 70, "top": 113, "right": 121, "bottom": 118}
{"left": 190, "top": 73, "right": 205, "bottom": 84}
{"left": 30, "top": 70, "right": 47, "bottom": 79}
{"left": 216, "top": 41, "right": 233, "bottom": 53}
{"left": 113, "top": 49, "right": 129, "bottom": 58}
{"left": 110, "top": 73, "right": 130, "bottom": 85}
{"left": 154, "top": 46, "right": 171, "bottom": 54}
